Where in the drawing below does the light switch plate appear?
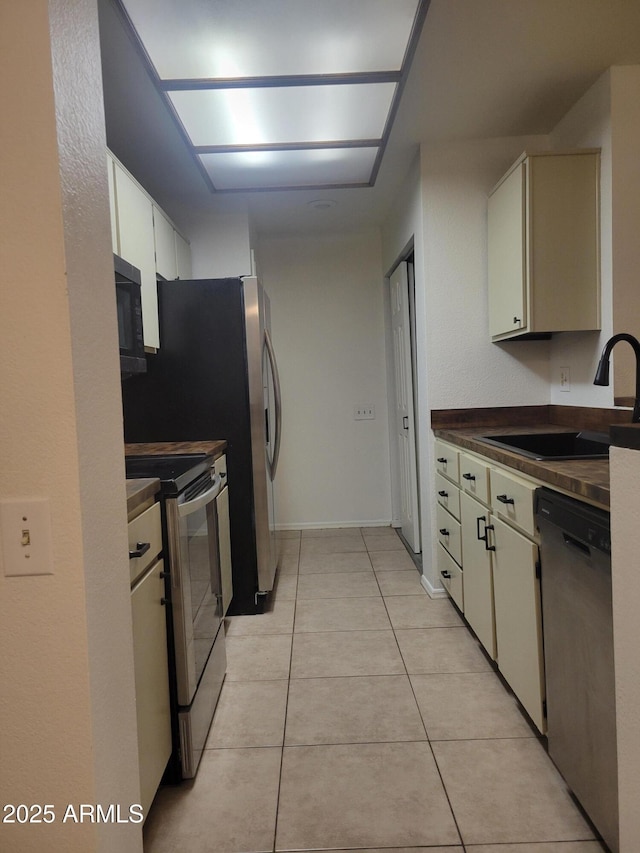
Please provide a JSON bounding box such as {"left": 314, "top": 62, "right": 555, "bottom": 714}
{"left": 0, "top": 498, "right": 54, "bottom": 577}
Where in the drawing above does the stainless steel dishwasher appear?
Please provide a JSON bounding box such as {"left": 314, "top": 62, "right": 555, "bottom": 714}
{"left": 535, "top": 487, "right": 617, "bottom": 852}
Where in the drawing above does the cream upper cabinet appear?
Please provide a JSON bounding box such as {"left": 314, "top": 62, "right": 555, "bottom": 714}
{"left": 107, "top": 150, "right": 192, "bottom": 347}
{"left": 488, "top": 150, "right": 600, "bottom": 341}
{"left": 113, "top": 159, "right": 159, "bottom": 348}
{"left": 153, "top": 205, "right": 178, "bottom": 281}
{"left": 175, "top": 230, "right": 192, "bottom": 279}
{"left": 107, "top": 154, "right": 118, "bottom": 255}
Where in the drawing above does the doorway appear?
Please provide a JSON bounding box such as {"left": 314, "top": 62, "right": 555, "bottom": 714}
{"left": 388, "top": 254, "right": 421, "bottom": 556}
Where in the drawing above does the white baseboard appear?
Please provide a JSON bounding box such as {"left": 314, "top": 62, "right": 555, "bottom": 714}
{"left": 420, "top": 574, "right": 448, "bottom": 599}
{"left": 276, "top": 519, "right": 393, "bottom": 531}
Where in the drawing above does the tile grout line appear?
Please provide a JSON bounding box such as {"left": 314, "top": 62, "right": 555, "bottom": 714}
{"left": 271, "top": 537, "right": 300, "bottom": 853}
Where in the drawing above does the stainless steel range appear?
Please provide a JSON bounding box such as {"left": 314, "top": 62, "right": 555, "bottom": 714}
{"left": 125, "top": 453, "right": 226, "bottom": 779}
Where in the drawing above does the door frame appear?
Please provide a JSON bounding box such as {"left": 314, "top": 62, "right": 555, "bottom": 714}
{"left": 384, "top": 247, "right": 421, "bottom": 556}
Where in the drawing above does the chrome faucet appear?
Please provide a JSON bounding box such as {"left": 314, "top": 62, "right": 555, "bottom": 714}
{"left": 593, "top": 333, "right": 640, "bottom": 422}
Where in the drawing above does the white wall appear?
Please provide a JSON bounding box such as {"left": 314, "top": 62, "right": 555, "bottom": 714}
{"left": 549, "top": 70, "right": 614, "bottom": 407}
{"left": 0, "top": 4, "right": 141, "bottom": 851}
{"left": 257, "top": 231, "right": 392, "bottom": 528}
{"left": 550, "top": 66, "right": 640, "bottom": 407}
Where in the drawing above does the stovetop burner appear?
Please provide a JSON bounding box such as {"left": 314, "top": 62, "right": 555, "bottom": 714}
{"left": 125, "top": 453, "right": 210, "bottom": 495}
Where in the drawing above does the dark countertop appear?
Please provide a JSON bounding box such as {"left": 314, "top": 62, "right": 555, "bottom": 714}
{"left": 434, "top": 424, "right": 610, "bottom": 508}
{"left": 124, "top": 439, "right": 227, "bottom": 460}
{"left": 126, "top": 477, "right": 160, "bottom": 517}
{"left": 609, "top": 423, "right": 640, "bottom": 451}
{"left": 430, "top": 405, "right": 636, "bottom": 509}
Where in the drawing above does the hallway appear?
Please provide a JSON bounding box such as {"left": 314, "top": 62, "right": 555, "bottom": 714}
{"left": 143, "top": 527, "right": 604, "bottom": 852}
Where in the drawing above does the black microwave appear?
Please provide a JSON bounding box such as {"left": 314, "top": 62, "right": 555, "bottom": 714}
{"left": 115, "top": 255, "right": 146, "bottom": 376}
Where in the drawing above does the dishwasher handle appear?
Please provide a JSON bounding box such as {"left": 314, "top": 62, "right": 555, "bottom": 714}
{"left": 563, "top": 532, "right": 591, "bottom": 557}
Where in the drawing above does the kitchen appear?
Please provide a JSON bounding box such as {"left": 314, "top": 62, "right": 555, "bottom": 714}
{"left": 2, "top": 2, "right": 640, "bottom": 853}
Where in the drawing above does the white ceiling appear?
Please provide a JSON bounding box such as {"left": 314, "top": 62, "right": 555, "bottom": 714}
{"left": 99, "top": 0, "right": 640, "bottom": 238}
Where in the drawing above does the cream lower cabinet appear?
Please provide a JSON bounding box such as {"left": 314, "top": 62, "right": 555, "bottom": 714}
{"left": 460, "top": 490, "right": 496, "bottom": 660}
{"left": 129, "top": 501, "right": 172, "bottom": 818}
{"left": 434, "top": 441, "right": 463, "bottom": 610}
{"left": 490, "top": 515, "right": 545, "bottom": 731}
{"left": 435, "top": 439, "right": 546, "bottom": 733}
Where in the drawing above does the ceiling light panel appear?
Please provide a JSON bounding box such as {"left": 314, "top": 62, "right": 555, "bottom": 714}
{"left": 120, "top": 0, "right": 420, "bottom": 79}
{"left": 199, "top": 147, "right": 378, "bottom": 190}
{"left": 168, "top": 84, "right": 396, "bottom": 147}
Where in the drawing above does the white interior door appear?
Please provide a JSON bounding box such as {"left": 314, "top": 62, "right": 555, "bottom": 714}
{"left": 390, "top": 261, "right": 420, "bottom": 553}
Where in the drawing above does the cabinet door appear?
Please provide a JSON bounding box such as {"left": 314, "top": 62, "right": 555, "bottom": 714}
{"left": 175, "top": 231, "right": 192, "bottom": 280}
{"left": 153, "top": 205, "right": 177, "bottom": 281}
{"left": 488, "top": 163, "right": 526, "bottom": 338}
{"left": 460, "top": 491, "right": 496, "bottom": 659}
{"left": 491, "top": 515, "right": 545, "bottom": 732}
{"left": 114, "top": 163, "right": 159, "bottom": 348}
{"left": 106, "top": 153, "right": 118, "bottom": 255}
{"left": 131, "top": 559, "right": 172, "bottom": 817}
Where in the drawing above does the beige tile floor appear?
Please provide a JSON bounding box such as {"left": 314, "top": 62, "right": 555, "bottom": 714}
{"left": 143, "top": 527, "right": 606, "bottom": 853}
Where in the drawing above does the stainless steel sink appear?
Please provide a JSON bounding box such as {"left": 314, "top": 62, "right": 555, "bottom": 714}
{"left": 476, "top": 430, "right": 610, "bottom": 461}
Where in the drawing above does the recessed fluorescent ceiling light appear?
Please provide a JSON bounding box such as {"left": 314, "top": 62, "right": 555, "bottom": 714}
{"left": 116, "top": 0, "right": 429, "bottom": 192}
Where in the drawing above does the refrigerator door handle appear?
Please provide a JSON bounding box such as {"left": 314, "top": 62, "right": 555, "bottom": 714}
{"left": 264, "top": 327, "right": 282, "bottom": 481}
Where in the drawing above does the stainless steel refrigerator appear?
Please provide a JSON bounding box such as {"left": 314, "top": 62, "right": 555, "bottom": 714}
{"left": 122, "top": 276, "right": 282, "bottom": 615}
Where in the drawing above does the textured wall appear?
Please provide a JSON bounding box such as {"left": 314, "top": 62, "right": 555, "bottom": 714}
{"left": 609, "top": 447, "right": 640, "bottom": 849}
{"left": 0, "top": 3, "right": 141, "bottom": 851}
{"left": 257, "top": 231, "right": 392, "bottom": 528}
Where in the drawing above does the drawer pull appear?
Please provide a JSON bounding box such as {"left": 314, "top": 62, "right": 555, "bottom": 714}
{"left": 129, "top": 541, "right": 151, "bottom": 559}
{"left": 437, "top": 457, "right": 447, "bottom": 464}
{"left": 496, "top": 493, "right": 515, "bottom": 505}
{"left": 161, "top": 597, "right": 168, "bottom": 606}
{"left": 438, "top": 490, "right": 448, "bottom": 498}
{"left": 462, "top": 472, "right": 476, "bottom": 481}
{"left": 484, "top": 524, "right": 496, "bottom": 551}
{"left": 440, "top": 570, "right": 451, "bottom": 579}
{"left": 439, "top": 528, "right": 449, "bottom": 537}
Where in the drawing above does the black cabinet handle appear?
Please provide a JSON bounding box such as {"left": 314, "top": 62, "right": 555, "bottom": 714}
{"left": 496, "top": 494, "right": 515, "bottom": 505}
{"left": 439, "top": 528, "right": 449, "bottom": 537}
{"left": 513, "top": 316, "right": 521, "bottom": 324}
{"left": 437, "top": 457, "right": 447, "bottom": 463}
{"left": 484, "top": 524, "right": 496, "bottom": 551}
{"left": 161, "top": 597, "right": 168, "bottom": 606}
{"left": 403, "top": 416, "right": 409, "bottom": 430}
{"left": 438, "top": 490, "right": 448, "bottom": 498}
{"left": 129, "top": 541, "right": 150, "bottom": 559}
{"left": 440, "top": 570, "right": 451, "bottom": 579}
{"left": 476, "top": 515, "right": 487, "bottom": 542}
{"left": 462, "top": 472, "right": 476, "bottom": 481}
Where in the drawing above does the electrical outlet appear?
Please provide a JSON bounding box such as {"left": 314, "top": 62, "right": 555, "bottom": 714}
{"left": 354, "top": 405, "right": 375, "bottom": 420}
{"left": 559, "top": 366, "right": 571, "bottom": 392}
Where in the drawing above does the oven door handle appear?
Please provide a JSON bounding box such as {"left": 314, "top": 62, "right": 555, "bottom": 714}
{"left": 178, "top": 474, "right": 223, "bottom": 517}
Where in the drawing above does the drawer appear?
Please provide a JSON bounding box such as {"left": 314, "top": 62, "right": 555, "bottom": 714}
{"left": 490, "top": 468, "right": 537, "bottom": 538}
{"left": 436, "top": 503, "right": 462, "bottom": 566}
{"left": 128, "top": 501, "right": 162, "bottom": 584}
{"left": 434, "top": 440, "right": 460, "bottom": 484}
{"left": 212, "top": 453, "right": 227, "bottom": 480}
{"left": 437, "top": 544, "right": 463, "bottom": 611}
{"left": 459, "top": 452, "right": 491, "bottom": 505}
{"left": 436, "top": 473, "right": 460, "bottom": 520}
